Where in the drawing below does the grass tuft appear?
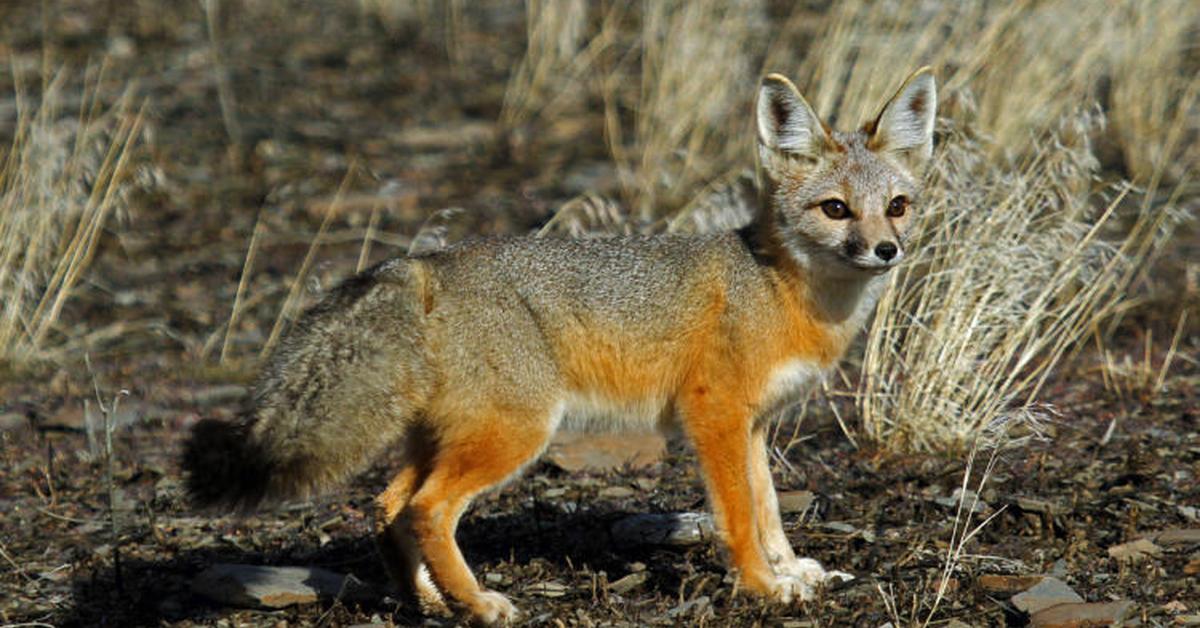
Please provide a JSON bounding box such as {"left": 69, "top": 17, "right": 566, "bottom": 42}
{"left": 0, "top": 67, "right": 145, "bottom": 367}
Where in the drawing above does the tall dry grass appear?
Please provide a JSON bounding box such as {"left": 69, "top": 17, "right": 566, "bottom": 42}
{"left": 506, "top": 0, "right": 1198, "bottom": 452}
{"left": 0, "top": 68, "right": 145, "bottom": 367}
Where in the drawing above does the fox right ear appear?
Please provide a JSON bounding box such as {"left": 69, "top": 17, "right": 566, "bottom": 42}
{"left": 756, "top": 74, "right": 830, "bottom": 161}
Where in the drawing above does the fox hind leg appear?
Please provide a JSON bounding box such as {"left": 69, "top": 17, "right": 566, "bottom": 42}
{"left": 374, "top": 445, "right": 448, "bottom": 614}
{"left": 405, "top": 406, "right": 553, "bottom": 624}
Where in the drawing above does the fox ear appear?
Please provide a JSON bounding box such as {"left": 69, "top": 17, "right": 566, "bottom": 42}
{"left": 869, "top": 67, "right": 936, "bottom": 170}
{"left": 756, "top": 74, "right": 830, "bottom": 161}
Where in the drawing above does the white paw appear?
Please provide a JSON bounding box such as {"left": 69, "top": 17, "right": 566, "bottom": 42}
{"left": 472, "top": 589, "right": 519, "bottom": 625}
{"left": 772, "top": 558, "right": 853, "bottom": 601}
{"left": 769, "top": 573, "right": 817, "bottom": 603}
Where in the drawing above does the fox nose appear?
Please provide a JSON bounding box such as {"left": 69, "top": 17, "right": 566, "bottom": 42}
{"left": 874, "top": 241, "right": 899, "bottom": 261}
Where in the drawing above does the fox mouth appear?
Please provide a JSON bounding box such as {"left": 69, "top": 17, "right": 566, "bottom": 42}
{"left": 846, "top": 258, "right": 900, "bottom": 274}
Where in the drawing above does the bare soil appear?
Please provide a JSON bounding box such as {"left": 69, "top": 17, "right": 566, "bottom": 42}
{"left": 1, "top": 2, "right": 1197, "bottom": 626}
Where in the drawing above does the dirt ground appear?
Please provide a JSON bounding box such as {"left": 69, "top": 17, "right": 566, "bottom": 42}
{"left": 1, "top": 2, "right": 1198, "bottom": 626}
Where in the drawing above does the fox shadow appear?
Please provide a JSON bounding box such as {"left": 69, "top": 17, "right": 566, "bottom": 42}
{"left": 65, "top": 499, "right": 706, "bottom": 627}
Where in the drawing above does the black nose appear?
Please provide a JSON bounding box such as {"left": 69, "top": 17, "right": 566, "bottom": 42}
{"left": 875, "top": 242, "right": 898, "bottom": 261}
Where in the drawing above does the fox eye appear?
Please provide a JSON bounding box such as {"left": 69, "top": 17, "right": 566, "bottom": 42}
{"left": 819, "top": 199, "right": 851, "bottom": 220}
{"left": 887, "top": 195, "right": 909, "bottom": 217}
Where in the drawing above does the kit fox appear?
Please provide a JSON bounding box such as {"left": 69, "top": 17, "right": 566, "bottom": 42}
{"left": 183, "top": 67, "right": 937, "bottom": 624}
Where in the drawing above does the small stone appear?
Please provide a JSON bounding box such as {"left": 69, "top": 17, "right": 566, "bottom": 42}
{"left": 611, "top": 512, "right": 714, "bottom": 546}
{"left": 544, "top": 432, "right": 666, "bottom": 472}
{"left": 777, "top": 490, "right": 815, "bottom": 514}
{"left": 667, "top": 595, "right": 711, "bottom": 618}
{"left": 599, "top": 486, "right": 636, "bottom": 499}
{"left": 1011, "top": 577, "right": 1083, "bottom": 614}
{"left": 1029, "top": 600, "right": 1135, "bottom": 627}
{"left": 484, "top": 572, "right": 504, "bottom": 585}
{"left": 934, "top": 488, "right": 988, "bottom": 513}
{"left": 608, "top": 571, "right": 647, "bottom": 594}
{"left": 1014, "top": 497, "right": 1071, "bottom": 516}
{"left": 979, "top": 574, "right": 1046, "bottom": 595}
{"left": 822, "top": 521, "right": 857, "bottom": 534}
{"left": 1107, "top": 538, "right": 1162, "bottom": 562}
{"left": 1156, "top": 529, "right": 1200, "bottom": 546}
{"left": 526, "top": 581, "right": 568, "bottom": 598}
{"left": 192, "top": 564, "right": 373, "bottom": 609}
{"left": 0, "top": 412, "right": 26, "bottom": 432}
{"left": 627, "top": 561, "right": 647, "bottom": 573}
{"left": 1183, "top": 557, "right": 1200, "bottom": 575}
{"left": 542, "top": 488, "right": 567, "bottom": 499}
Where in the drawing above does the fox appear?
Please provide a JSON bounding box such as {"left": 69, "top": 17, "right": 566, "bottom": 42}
{"left": 182, "top": 67, "right": 937, "bottom": 624}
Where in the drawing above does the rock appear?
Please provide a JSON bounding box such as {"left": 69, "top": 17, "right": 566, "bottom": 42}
{"left": 777, "top": 490, "right": 815, "bottom": 514}
{"left": 544, "top": 432, "right": 665, "bottom": 472}
{"left": 542, "top": 487, "right": 567, "bottom": 499}
{"left": 1155, "top": 528, "right": 1200, "bottom": 546}
{"left": 526, "top": 581, "right": 568, "bottom": 598}
{"left": 1107, "top": 538, "right": 1162, "bottom": 562}
{"left": 978, "top": 574, "right": 1046, "bottom": 595}
{"left": 1184, "top": 557, "right": 1200, "bottom": 575}
{"left": 1011, "top": 577, "right": 1083, "bottom": 614}
{"left": 822, "top": 521, "right": 857, "bottom": 534}
{"left": 934, "top": 488, "right": 989, "bottom": 513}
{"left": 1029, "top": 600, "right": 1135, "bottom": 627}
{"left": 608, "top": 571, "right": 647, "bottom": 594}
{"left": 192, "top": 564, "right": 373, "bottom": 609}
{"left": 0, "top": 412, "right": 26, "bottom": 432}
{"left": 611, "top": 512, "right": 714, "bottom": 546}
{"left": 667, "top": 595, "right": 711, "bottom": 619}
{"left": 1014, "top": 497, "right": 1071, "bottom": 516}
{"left": 599, "top": 486, "right": 636, "bottom": 499}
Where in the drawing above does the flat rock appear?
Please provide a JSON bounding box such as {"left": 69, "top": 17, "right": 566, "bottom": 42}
{"left": 1030, "top": 600, "right": 1135, "bottom": 627}
{"left": 979, "top": 574, "right": 1047, "bottom": 594}
{"left": 777, "top": 490, "right": 815, "bottom": 514}
{"left": 1107, "top": 538, "right": 1162, "bottom": 561}
{"left": 1155, "top": 528, "right": 1200, "bottom": 546}
{"left": 544, "top": 432, "right": 665, "bottom": 472}
{"left": 1012, "top": 577, "right": 1083, "bottom": 614}
{"left": 192, "top": 564, "right": 373, "bottom": 609}
{"left": 1014, "top": 497, "right": 1071, "bottom": 516}
{"left": 611, "top": 512, "right": 714, "bottom": 546}
{"left": 608, "top": 571, "right": 648, "bottom": 594}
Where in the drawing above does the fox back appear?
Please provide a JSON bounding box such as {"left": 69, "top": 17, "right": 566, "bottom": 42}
{"left": 182, "top": 68, "right": 937, "bottom": 624}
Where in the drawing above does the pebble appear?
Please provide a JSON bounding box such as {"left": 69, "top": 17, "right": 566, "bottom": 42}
{"left": 1029, "top": 600, "right": 1135, "bottom": 627}
{"left": 978, "top": 574, "right": 1046, "bottom": 595}
{"left": 1011, "top": 577, "right": 1083, "bottom": 614}
{"left": 1107, "top": 538, "right": 1162, "bottom": 561}
{"left": 608, "top": 571, "right": 647, "bottom": 594}
{"left": 777, "top": 490, "right": 815, "bottom": 514}
{"left": 1156, "top": 528, "right": 1200, "bottom": 545}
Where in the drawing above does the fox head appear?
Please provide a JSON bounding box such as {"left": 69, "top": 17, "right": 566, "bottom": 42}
{"left": 755, "top": 68, "right": 936, "bottom": 276}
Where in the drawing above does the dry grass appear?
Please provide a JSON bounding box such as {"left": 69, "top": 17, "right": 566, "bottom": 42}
{"left": 511, "top": 0, "right": 1197, "bottom": 455}
{"left": 0, "top": 66, "right": 145, "bottom": 368}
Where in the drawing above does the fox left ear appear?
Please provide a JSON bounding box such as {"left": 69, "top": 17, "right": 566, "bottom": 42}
{"left": 869, "top": 67, "right": 936, "bottom": 171}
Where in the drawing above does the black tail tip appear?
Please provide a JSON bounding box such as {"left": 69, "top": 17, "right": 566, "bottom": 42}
{"left": 181, "top": 418, "right": 272, "bottom": 513}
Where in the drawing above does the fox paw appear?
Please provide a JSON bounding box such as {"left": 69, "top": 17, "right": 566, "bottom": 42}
{"left": 469, "top": 589, "right": 519, "bottom": 625}
{"left": 770, "top": 558, "right": 854, "bottom": 602}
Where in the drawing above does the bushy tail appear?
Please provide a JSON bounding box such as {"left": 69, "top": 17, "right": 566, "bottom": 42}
{"left": 182, "top": 417, "right": 277, "bottom": 512}
{"left": 180, "top": 261, "right": 432, "bottom": 512}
